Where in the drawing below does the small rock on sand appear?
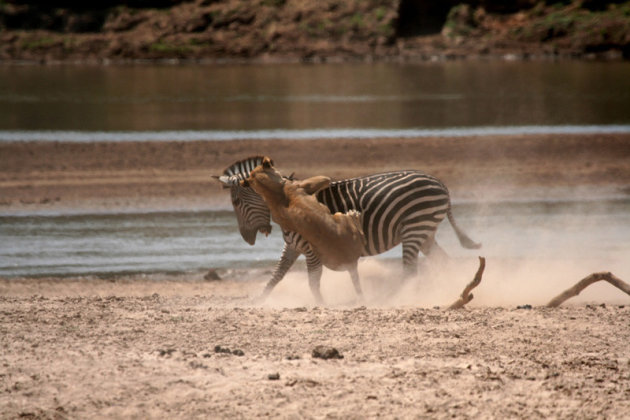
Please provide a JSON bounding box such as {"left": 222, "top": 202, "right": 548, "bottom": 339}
{"left": 204, "top": 269, "right": 222, "bottom": 281}
{"left": 312, "top": 345, "right": 343, "bottom": 360}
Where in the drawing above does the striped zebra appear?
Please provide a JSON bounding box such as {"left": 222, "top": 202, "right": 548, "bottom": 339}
{"left": 216, "top": 156, "right": 480, "bottom": 303}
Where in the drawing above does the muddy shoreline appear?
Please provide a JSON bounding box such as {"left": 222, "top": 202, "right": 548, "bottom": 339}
{"left": 2, "top": 133, "right": 630, "bottom": 214}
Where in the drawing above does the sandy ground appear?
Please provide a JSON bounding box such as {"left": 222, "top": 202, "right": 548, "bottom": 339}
{"left": 1, "top": 134, "right": 630, "bottom": 418}
{"left": 1, "top": 267, "right": 630, "bottom": 419}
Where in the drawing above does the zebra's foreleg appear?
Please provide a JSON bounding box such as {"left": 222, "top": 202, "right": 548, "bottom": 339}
{"left": 305, "top": 249, "right": 325, "bottom": 305}
{"left": 255, "top": 244, "right": 300, "bottom": 302}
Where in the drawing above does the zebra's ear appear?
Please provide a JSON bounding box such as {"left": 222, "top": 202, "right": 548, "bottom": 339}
{"left": 212, "top": 175, "right": 229, "bottom": 189}
{"left": 215, "top": 175, "right": 240, "bottom": 188}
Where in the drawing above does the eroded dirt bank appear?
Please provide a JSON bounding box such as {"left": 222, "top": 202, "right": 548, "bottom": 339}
{"left": 1, "top": 0, "right": 629, "bottom": 63}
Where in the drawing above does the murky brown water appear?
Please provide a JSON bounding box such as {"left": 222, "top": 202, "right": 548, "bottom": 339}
{"left": 2, "top": 61, "right": 630, "bottom": 131}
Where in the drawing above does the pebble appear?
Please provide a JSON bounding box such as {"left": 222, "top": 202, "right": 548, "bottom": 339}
{"left": 214, "top": 345, "right": 244, "bottom": 356}
{"left": 312, "top": 345, "right": 343, "bottom": 360}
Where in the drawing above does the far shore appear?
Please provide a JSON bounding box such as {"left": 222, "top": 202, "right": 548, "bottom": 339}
{"left": 1, "top": 133, "right": 630, "bottom": 214}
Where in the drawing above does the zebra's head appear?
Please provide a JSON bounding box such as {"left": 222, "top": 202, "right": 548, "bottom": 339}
{"left": 214, "top": 156, "right": 272, "bottom": 246}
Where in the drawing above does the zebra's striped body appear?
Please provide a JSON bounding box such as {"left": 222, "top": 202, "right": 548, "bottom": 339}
{"left": 217, "top": 157, "right": 480, "bottom": 303}
{"left": 318, "top": 171, "right": 450, "bottom": 259}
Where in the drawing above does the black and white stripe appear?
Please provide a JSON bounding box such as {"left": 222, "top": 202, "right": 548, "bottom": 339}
{"left": 218, "top": 157, "right": 480, "bottom": 302}
{"left": 324, "top": 172, "right": 449, "bottom": 257}
{"left": 223, "top": 156, "right": 267, "bottom": 180}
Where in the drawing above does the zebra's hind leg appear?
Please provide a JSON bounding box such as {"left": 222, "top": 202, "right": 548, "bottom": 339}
{"left": 401, "top": 231, "right": 448, "bottom": 279}
{"left": 417, "top": 235, "right": 449, "bottom": 278}
{"left": 349, "top": 267, "right": 364, "bottom": 300}
{"left": 402, "top": 240, "right": 421, "bottom": 279}
{"left": 420, "top": 233, "right": 449, "bottom": 262}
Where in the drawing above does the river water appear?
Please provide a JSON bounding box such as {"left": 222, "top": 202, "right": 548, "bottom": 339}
{"left": 1, "top": 61, "right": 629, "bottom": 277}
{"left": 1, "top": 199, "right": 629, "bottom": 277}
{"left": 2, "top": 61, "right": 630, "bottom": 132}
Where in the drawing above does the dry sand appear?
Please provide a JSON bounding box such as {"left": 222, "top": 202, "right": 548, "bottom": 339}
{"left": 1, "top": 270, "right": 630, "bottom": 419}
{"left": 1, "top": 134, "right": 630, "bottom": 418}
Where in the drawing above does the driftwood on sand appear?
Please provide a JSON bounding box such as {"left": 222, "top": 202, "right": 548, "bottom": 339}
{"left": 448, "top": 257, "right": 486, "bottom": 310}
{"left": 546, "top": 272, "right": 630, "bottom": 307}
{"left": 445, "top": 259, "right": 629, "bottom": 310}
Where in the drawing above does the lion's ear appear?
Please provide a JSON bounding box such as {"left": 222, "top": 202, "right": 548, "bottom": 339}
{"left": 262, "top": 157, "right": 273, "bottom": 169}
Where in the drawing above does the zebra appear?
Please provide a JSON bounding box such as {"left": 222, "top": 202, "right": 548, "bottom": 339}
{"left": 216, "top": 156, "right": 480, "bottom": 303}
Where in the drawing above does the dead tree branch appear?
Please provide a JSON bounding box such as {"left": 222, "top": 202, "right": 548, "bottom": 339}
{"left": 448, "top": 257, "right": 486, "bottom": 310}
{"left": 546, "top": 272, "right": 630, "bottom": 307}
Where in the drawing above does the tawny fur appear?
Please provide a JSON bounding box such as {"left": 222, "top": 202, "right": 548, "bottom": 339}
{"left": 242, "top": 157, "right": 364, "bottom": 272}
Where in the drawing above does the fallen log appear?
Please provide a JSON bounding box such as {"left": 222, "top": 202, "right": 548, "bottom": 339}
{"left": 546, "top": 272, "right": 630, "bottom": 307}
{"left": 448, "top": 257, "right": 486, "bottom": 310}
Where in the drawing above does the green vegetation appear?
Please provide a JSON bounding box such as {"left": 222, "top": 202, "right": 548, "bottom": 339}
{"left": 374, "top": 6, "right": 386, "bottom": 21}
{"left": 350, "top": 13, "right": 364, "bottom": 28}
{"left": 188, "top": 38, "right": 211, "bottom": 47}
{"left": 262, "top": 0, "right": 286, "bottom": 7}
{"left": 319, "top": 18, "right": 331, "bottom": 32}
{"left": 62, "top": 37, "right": 77, "bottom": 51}
{"left": 148, "top": 42, "right": 192, "bottom": 54}
{"left": 21, "top": 37, "right": 58, "bottom": 50}
{"left": 378, "top": 22, "right": 394, "bottom": 38}
{"left": 3, "top": 0, "right": 630, "bottom": 61}
{"left": 520, "top": 3, "right": 630, "bottom": 42}
{"left": 443, "top": 4, "right": 476, "bottom": 38}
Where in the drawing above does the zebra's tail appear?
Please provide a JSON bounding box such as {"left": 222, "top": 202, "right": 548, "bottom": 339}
{"left": 447, "top": 207, "right": 482, "bottom": 249}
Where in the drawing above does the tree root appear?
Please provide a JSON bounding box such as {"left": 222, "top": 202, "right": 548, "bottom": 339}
{"left": 546, "top": 272, "right": 630, "bottom": 307}
{"left": 448, "top": 257, "right": 486, "bottom": 310}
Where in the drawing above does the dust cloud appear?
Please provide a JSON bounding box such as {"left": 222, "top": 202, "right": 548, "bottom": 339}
{"left": 261, "top": 254, "right": 628, "bottom": 308}
{"left": 261, "top": 195, "right": 629, "bottom": 308}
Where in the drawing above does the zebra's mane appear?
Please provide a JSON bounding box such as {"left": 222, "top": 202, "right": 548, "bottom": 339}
{"left": 222, "top": 156, "right": 268, "bottom": 180}
{"left": 223, "top": 161, "right": 435, "bottom": 190}
{"left": 221, "top": 156, "right": 298, "bottom": 184}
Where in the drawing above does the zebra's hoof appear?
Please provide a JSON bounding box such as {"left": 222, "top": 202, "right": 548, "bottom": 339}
{"left": 251, "top": 293, "right": 268, "bottom": 304}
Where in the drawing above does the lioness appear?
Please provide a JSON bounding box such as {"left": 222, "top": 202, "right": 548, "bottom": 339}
{"left": 242, "top": 157, "right": 366, "bottom": 298}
